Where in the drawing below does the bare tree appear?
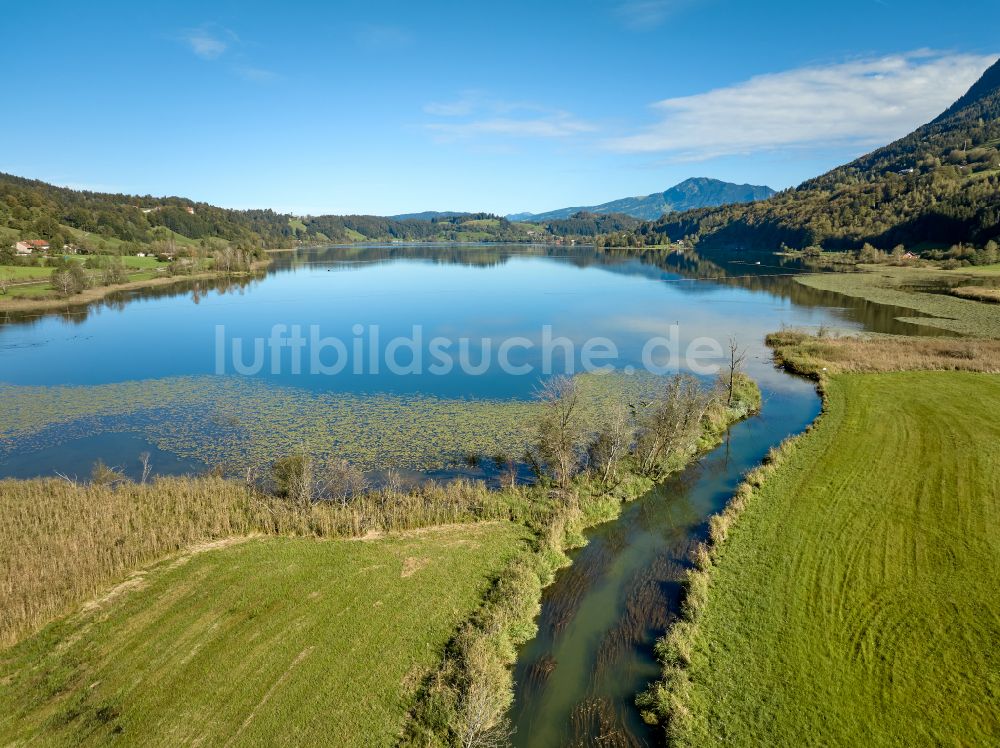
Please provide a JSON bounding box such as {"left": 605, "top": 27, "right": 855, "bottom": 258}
{"left": 531, "top": 375, "right": 587, "bottom": 489}
{"left": 588, "top": 400, "right": 633, "bottom": 485}
{"left": 51, "top": 269, "right": 77, "bottom": 297}
{"left": 457, "top": 642, "right": 514, "bottom": 748}
{"left": 314, "top": 458, "right": 368, "bottom": 507}
{"left": 459, "top": 683, "right": 512, "bottom": 748}
{"left": 635, "top": 374, "right": 713, "bottom": 479}
{"left": 498, "top": 459, "right": 519, "bottom": 490}
{"left": 138, "top": 452, "right": 152, "bottom": 485}
{"left": 271, "top": 452, "right": 314, "bottom": 508}
{"left": 726, "top": 336, "right": 748, "bottom": 406}
{"left": 0, "top": 276, "right": 8, "bottom": 296}
{"left": 54, "top": 471, "right": 79, "bottom": 487}
{"left": 243, "top": 464, "right": 260, "bottom": 491}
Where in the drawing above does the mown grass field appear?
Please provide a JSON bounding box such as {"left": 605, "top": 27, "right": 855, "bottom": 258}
{"left": 0, "top": 265, "right": 53, "bottom": 282}
{"left": 0, "top": 524, "right": 530, "bottom": 747}
{"left": 672, "top": 372, "right": 1000, "bottom": 745}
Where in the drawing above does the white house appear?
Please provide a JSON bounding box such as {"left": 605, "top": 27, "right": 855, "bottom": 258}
{"left": 15, "top": 240, "right": 49, "bottom": 255}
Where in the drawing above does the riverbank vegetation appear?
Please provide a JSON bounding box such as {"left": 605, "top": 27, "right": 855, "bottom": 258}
{"left": 0, "top": 371, "right": 760, "bottom": 745}
{"left": 639, "top": 335, "right": 1000, "bottom": 745}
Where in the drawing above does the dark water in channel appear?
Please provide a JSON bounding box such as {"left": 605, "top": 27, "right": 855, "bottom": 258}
{"left": 509, "top": 375, "right": 820, "bottom": 747}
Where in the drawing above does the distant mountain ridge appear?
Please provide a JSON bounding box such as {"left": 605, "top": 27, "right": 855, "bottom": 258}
{"left": 507, "top": 178, "right": 776, "bottom": 222}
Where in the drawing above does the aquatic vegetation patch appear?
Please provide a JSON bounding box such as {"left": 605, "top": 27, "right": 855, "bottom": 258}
{"left": 0, "top": 372, "right": 666, "bottom": 474}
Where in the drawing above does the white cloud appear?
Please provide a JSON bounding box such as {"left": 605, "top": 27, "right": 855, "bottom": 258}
{"left": 615, "top": 0, "right": 701, "bottom": 30}
{"left": 606, "top": 51, "right": 999, "bottom": 160}
{"left": 423, "top": 93, "right": 596, "bottom": 141}
{"left": 182, "top": 29, "right": 231, "bottom": 60}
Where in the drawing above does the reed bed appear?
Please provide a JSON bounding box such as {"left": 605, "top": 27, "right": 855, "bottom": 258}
{"left": 0, "top": 476, "right": 513, "bottom": 647}
{"left": 949, "top": 285, "right": 1000, "bottom": 304}
{"left": 767, "top": 329, "right": 1000, "bottom": 377}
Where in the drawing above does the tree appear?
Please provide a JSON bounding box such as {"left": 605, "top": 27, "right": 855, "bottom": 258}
{"left": 982, "top": 240, "right": 999, "bottom": 266}
{"left": 0, "top": 276, "right": 8, "bottom": 296}
{"left": 272, "top": 452, "right": 313, "bottom": 507}
{"left": 635, "top": 374, "right": 713, "bottom": 479}
{"left": 531, "top": 375, "right": 586, "bottom": 489}
{"left": 101, "top": 259, "right": 128, "bottom": 285}
{"left": 726, "top": 336, "right": 748, "bottom": 407}
{"left": 91, "top": 459, "right": 124, "bottom": 487}
{"left": 588, "top": 400, "right": 632, "bottom": 485}
{"left": 138, "top": 452, "right": 152, "bottom": 485}
{"left": 51, "top": 268, "right": 77, "bottom": 297}
{"left": 68, "top": 262, "right": 89, "bottom": 290}
{"left": 314, "top": 458, "right": 367, "bottom": 507}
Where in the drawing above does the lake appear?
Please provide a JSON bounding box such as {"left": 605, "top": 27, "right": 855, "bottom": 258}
{"left": 0, "top": 243, "right": 941, "bottom": 745}
{"left": 0, "top": 244, "right": 930, "bottom": 482}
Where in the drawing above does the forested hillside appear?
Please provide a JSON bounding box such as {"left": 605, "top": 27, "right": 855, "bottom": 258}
{"left": 0, "top": 175, "right": 586, "bottom": 253}
{"left": 0, "top": 173, "right": 298, "bottom": 254}
{"left": 642, "top": 58, "right": 1000, "bottom": 252}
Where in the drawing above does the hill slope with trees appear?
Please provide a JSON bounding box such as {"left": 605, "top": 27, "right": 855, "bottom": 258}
{"left": 0, "top": 176, "right": 566, "bottom": 254}
{"left": 639, "top": 58, "right": 1000, "bottom": 253}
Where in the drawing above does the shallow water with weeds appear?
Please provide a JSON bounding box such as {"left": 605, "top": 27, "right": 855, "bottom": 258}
{"left": 0, "top": 245, "right": 936, "bottom": 481}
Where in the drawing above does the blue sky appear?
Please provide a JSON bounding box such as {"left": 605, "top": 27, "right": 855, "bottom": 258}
{"left": 3, "top": 0, "right": 999, "bottom": 216}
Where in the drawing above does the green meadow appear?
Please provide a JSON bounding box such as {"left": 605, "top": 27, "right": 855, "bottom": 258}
{"left": 0, "top": 524, "right": 530, "bottom": 746}
{"left": 661, "top": 372, "right": 1000, "bottom": 745}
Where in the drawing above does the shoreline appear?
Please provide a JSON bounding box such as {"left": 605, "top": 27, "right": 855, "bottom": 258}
{"left": 794, "top": 264, "right": 1000, "bottom": 337}
{"left": 0, "top": 258, "right": 272, "bottom": 315}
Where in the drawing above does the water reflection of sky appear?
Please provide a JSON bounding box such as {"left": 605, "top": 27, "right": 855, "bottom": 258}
{"left": 0, "top": 248, "right": 866, "bottom": 400}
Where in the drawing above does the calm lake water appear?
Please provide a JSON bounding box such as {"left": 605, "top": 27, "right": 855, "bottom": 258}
{"left": 0, "top": 244, "right": 935, "bottom": 483}
{"left": 0, "top": 244, "right": 939, "bottom": 744}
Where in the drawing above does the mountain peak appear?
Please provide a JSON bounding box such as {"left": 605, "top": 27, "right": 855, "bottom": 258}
{"left": 510, "top": 178, "right": 775, "bottom": 222}
{"left": 933, "top": 56, "right": 1000, "bottom": 123}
